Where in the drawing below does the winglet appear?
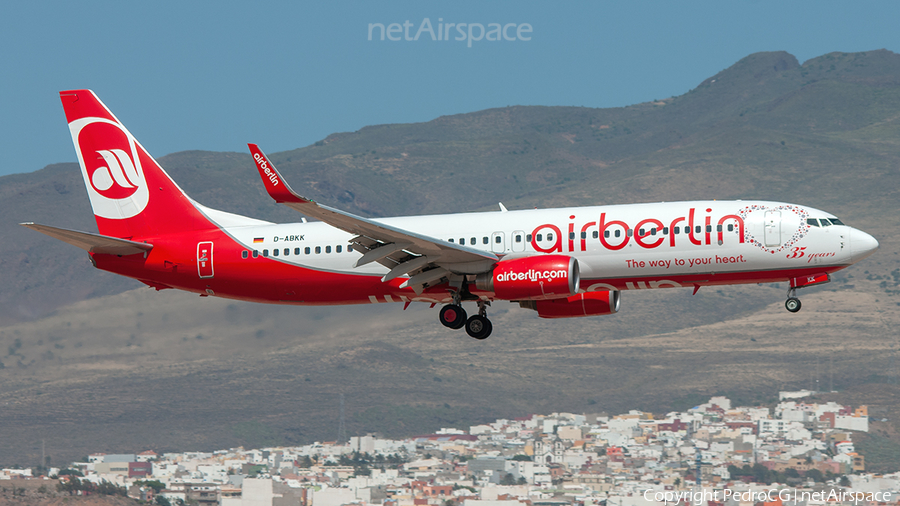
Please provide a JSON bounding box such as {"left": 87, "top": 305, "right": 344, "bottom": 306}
{"left": 247, "top": 144, "right": 309, "bottom": 204}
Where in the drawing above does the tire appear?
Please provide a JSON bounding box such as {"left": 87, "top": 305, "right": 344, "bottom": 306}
{"left": 785, "top": 297, "right": 801, "bottom": 313}
{"left": 465, "top": 315, "right": 492, "bottom": 340}
{"left": 439, "top": 305, "right": 467, "bottom": 329}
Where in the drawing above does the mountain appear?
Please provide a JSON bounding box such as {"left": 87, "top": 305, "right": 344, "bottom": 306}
{"left": 1, "top": 50, "right": 899, "bottom": 466}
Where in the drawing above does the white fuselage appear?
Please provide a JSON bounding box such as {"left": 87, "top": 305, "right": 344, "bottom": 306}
{"left": 222, "top": 200, "right": 873, "bottom": 297}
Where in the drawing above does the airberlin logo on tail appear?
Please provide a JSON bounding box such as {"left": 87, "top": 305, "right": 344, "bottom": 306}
{"left": 91, "top": 149, "right": 140, "bottom": 196}
{"left": 69, "top": 117, "right": 149, "bottom": 220}
{"left": 253, "top": 153, "right": 280, "bottom": 186}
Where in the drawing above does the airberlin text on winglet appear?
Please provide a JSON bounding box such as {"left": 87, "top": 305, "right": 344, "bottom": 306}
{"left": 253, "top": 152, "right": 279, "bottom": 187}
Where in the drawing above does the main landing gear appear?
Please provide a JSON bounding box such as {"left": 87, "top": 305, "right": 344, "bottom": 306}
{"left": 439, "top": 304, "right": 466, "bottom": 329}
{"left": 439, "top": 291, "right": 493, "bottom": 339}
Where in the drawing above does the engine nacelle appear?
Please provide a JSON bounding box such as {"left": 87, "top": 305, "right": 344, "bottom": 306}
{"left": 523, "top": 290, "right": 621, "bottom": 319}
{"left": 475, "top": 255, "right": 579, "bottom": 301}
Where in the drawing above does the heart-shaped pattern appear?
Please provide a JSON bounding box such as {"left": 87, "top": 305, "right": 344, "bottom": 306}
{"left": 737, "top": 204, "right": 810, "bottom": 255}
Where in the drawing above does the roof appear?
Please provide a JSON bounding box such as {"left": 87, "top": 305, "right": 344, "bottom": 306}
{"left": 412, "top": 434, "right": 478, "bottom": 442}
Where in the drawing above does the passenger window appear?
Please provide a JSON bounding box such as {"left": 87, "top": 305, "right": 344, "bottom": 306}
{"left": 526, "top": 234, "right": 532, "bottom": 242}
{"left": 581, "top": 231, "right": 586, "bottom": 239}
{"left": 252, "top": 250, "right": 259, "bottom": 258}
{"left": 663, "top": 227, "right": 669, "bottom": 234}
{"left": 336, "top": 245, "right": 342, "bottom": 253}
{"left": 536, "top": 234, "right": 543, "bottom": 242}
{"left": 639, "top": 228, "right": 645, "bottom": 236}
{"left": 569, "top": 232, "right": 576, "bottom": 240}
{"left": 515, "top": 235, "right": 522, "bottom": 243}
{"left": 716, "top": 225, "right": 722, "bottom": 232}
{"left": 727, "top": 224, "right": 734, "bottom": 232}
{"left": 821, "top": 219, "right": 832, "bottom": 227}
{"left": 263, "top": 249, "right": 269, "bottom": 257}
{"left": 706, "top": 225, "right": 712, "bottom": 233}
{"left": 696, "top": 226, "right": 702, "bottom": 233}
{"left": 593, "top": 231, "right": 599, "bottom": 239}
{"left": 305, "top": 247, "right": 310, "bottom": 254}
{"left": 284, "top": 248, "right": 289, "bottom": 256}
{"left": 273, "top": 249, "right": 279, "bottom": 257}
{"left": 626, "top": 229, "right": 633, "bottom": 237}
{"left": 604, "top": 231, "right": 610, "bottom": 238}
{"left": 495, "top": 236, "right": 501, "bottom": 244}
{"left": 614, "top": 230, "right": 621, "bottom": 238}
{"left": 807, "top": 218, "right": 819, "bottom": 227}
{"left": 294, "top": 248, "right": 301, "bottom": 255}
{"left": 547, "top": 233, "right": 553, "bottom": 241}
{"left": 315, "top": 246, "right": 321, "bottom": 254}
{"left": 674, "top": 227, "right": 680, "bottom": 235}
{"left": 470, "top": 238, "right": 476, "bottom": 245}
{"left": 324, "top": 246, "right": 330, "bottom": 253}
{"left": 483, "top": 237, "right": 489, "bottom": 245}
{"left": 459, "top": 238, "right": 464, "bottom": 244}
{"left": 449, "top": 238, "right": 454, "bottom": 243}
{"left": 651, "top": 228, "right": 657, "bottom": 236}
{"left": 348, "top": 245, "right": 353, "bottom": 252}
{"left": 242, "top": 250, "right": 248, "bottom": 259}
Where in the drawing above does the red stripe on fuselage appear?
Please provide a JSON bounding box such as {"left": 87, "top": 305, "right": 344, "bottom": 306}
{"left": 577, "top": 264, "right": 846, "bottom": 292}
{"left": 89, "top": 226, "right": 446, "bottom": 305}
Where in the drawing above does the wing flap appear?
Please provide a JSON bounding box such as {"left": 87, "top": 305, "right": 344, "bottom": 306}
{"left": 247, "top": 145, "right": 500, "bottom": 277}
{"left": 21, "top": 223, "right": 153, "bottom": 256}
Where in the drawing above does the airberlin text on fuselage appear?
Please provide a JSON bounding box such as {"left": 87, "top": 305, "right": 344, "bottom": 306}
{"left": 254, "top": 153, "right": 280, "bottom": 186}
{"left": 531, "top": 208, "right": 745, "bottom": 253}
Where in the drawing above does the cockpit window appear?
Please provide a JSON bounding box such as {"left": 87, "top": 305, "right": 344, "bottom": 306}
{"left": 820, "top": 218, "right": 832, "bottom": 227}
{"left": 807, "top": 218, "right": 819, "bottom": 227}
{"left": 830, "top": 218, "right": 844, "bottom": 225}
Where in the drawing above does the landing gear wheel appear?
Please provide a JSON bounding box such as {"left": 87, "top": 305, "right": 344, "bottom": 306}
{"left": 785, "top": 297, "right": 801, "bottom": 313}
{"left": 465, "top": 315, "right": 492, "bottom": 340}
{"left": 439, "top": 305, "right": 467, "bottom": 329}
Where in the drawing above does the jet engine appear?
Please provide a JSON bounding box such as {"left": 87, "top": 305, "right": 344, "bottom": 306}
{"left": 520, "top": 290, "right": 621, "bottom": 319}
{"left": 475, "top": 255, "right": 579, "bottom": 300}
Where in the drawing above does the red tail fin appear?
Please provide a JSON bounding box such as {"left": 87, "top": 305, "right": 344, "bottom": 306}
{"left": 60, "top": 90, "right": 212, "bottom": 239}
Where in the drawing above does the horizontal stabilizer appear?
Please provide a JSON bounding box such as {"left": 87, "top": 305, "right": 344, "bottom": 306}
{"left": 20, "top": 223, "right": 153, "bottom": 256}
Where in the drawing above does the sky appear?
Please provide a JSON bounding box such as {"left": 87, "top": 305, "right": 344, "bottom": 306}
{"left": 2, "top": 1, "right": 900, "bottom": 177}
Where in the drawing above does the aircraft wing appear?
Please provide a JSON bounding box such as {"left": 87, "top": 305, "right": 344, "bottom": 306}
{"left": 20, "top": 223, "right": 153, "bottom": 256}
{"left": 248, "top": 144, "right": 499, "bottom": 292}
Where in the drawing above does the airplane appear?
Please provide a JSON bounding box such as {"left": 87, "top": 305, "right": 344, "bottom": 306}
{"left": 22, "top": 89, "right": 880, "bottom": 340}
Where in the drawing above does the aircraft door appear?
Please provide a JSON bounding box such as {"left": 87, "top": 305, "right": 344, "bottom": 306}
{"left": 764, "top": 211, "right": 781, "bottom": 247}
{"left": 197, "top": 241, "right": 214, "bottom": 278}
{"left": 511, "top": 230, "right": 526, "bottom": 252}
{"left": 491, "top": 232, "right": 505, "bottom": 253}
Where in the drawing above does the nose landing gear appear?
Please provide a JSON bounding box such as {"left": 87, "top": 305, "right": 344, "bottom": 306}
{"left": 783, "top": 273, "right": 830, "bottom": 313}
{"left": 785, "top": 287, "right": 802, "bottom": 313}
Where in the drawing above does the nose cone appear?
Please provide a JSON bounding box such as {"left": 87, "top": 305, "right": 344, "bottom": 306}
{"left": 850, "top": 228, "right": 879, "bottom": 263}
